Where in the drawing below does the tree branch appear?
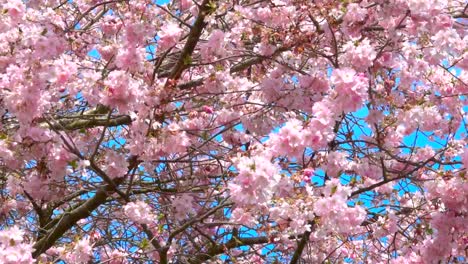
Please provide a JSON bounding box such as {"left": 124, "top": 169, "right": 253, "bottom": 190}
{"left": 188, "top": 236, "right": 269, "bottom": 264}
{"left": 32, "top": 178, "right": 124, "bottom": 258}
{"left": 166, "top": 0, "right": 213, "bottom": 82}
{"left": 32, "top": 156, "right": 140, "bottom": 258}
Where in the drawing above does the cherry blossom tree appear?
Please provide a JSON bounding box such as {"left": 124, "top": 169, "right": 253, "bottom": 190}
{"left": 0, "top": 0, "right": 467, "bottom": 263}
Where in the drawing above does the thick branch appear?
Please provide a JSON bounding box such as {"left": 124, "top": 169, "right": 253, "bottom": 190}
{"left": 229, "top": 46, "right": 289, "bottom": 73}
{"left": 289, "top": 228, "right": 311, "bottom": 264}
{"left": 38, "top": 105, "right": 131, "bottom": 131}
{"left": 47, "top": 115, "right": 132, "bottom": 131}
{"left": 32, "top": 156, "right": 140, "bottom": 258}
{"left": 188, "top": 236, "right": 269, "bottom": 264}
{"left": 168, "top": 201, "right": 232, "bottom": 242}
{"left": 350, "top": 153, "right": 441, "bottom": 197}
{"left": 32, "top": 178, "right": 124, "bottom": 258}
{"left": 453, "top": 11, "right": 467, "bottom": 19}
{"left": 166, "top": 0, "right": 213, "bottom": 81}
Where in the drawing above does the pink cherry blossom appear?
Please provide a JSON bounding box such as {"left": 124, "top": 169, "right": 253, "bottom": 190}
{"left": 228, "top": 154, "right": 281, "bottom": 206}
{"left": 124, "top": 201, "right": 155, "bottom": 224}
{"left": 0, "top": 226, "right": 33, "bottom": 264}
{"left": 172, "top": 194, "right": 195, "bottom": 220}
{"left": 103, "top": 150, "right": 129, "bottom": 179}
{"left": 200, "top": 30, "right": 225, "bottom": 60}
{"left": 331, "top": 68, "right": 369, "bottom": 113}
{"left": 101, "top": 70, "right": 137, "bottom": 113}
{"left": 4, "top": 0, "right": 26, "bottom": 23}
{"left": 158, "top": 22, "right": 182, "bottom": 50}
{"left": 342, "top": 39, "right": 377, "bottom": 70}
{"left": 0, "top": 0, "right": 466, "bottom": 263}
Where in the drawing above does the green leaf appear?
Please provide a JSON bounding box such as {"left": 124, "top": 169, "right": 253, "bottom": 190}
{"left": 157, "top": 213, "right": 164, "bottom": 220}
{"left": 207, "top": 1, "right": 217, "bottom": 14}
{"left": 140, "top": 238, "right": 149, "bottom": 249}
{"left": 183, "top": 55, "right": 192, "bottom": 65}
{"left": 201, "top": 131, "right": 210, "bottom": 141}
{"left": 69, "top": 160, "right": 78, "bottom": 169}
{"left": 460, "top": 171, "right": 466, "bottom": 179}
{"left": 426, "top": 228, "right": 434, "bottom": 235}
{"left": 215, "top": 64, "right": 224, "bottom": 71}
{"left": 249, "top": 162, "right": 256, "bottom": 171}
{"left": 233, "top": 236, "right": 243, "bottom": 245}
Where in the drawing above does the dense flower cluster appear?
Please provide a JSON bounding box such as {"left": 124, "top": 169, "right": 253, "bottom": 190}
{"left": 0, "top": 226, "right": 33, "bottom": 264}
{"left": 229, "top": 154, "right": 281, "bottom": 206}
{"left": 0, "top": 0, "right": 466, "bottom": 263}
